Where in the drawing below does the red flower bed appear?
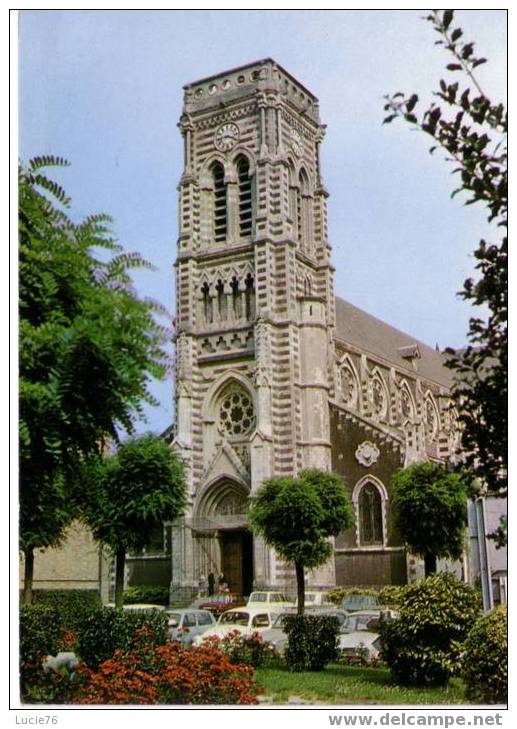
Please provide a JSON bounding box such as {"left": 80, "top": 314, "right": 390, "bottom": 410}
{"left": 74, "top": 628, "right": 260, "bottom": 705}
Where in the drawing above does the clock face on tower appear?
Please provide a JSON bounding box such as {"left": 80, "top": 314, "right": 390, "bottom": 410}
{"left": 214, "top": 123, "right": 240, "bottom": 152}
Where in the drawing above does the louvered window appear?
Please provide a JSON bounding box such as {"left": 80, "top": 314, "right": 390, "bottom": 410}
{"left": 237, "top": 156, "right": 252, "bottom": 237}
{"left": 212, "top": 163, "right": 227, "bottom": 243}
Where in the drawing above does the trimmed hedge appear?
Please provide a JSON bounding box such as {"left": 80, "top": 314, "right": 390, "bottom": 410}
{"left": 380, "top": 573, "right": 480, "bottom": 687}
{"left": 20, "top": 605, "right": 64, "bottom": 700}
{"left": 283, "top": 614, "right": 339, "bottom": 671}
{"left": 463, "top": 605, "right": 507, "bottom": 704}
{"left": 123, "top": 585, "right": 169, "bottom": 605}
{"left": 75, "top": 607, "right": 170, "bottom": 669}
{"left": 31, "top": 589, "right": 101, "bottom": 611}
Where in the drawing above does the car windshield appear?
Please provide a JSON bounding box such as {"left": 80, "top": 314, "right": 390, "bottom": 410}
{"left": 167, "top": 613, "right": 182, "bottom": 627}
{"left": 342, "top": 614, "right": 376, "bottom": 632}
{"left": 248, "top": 593, "right": 267, "bottom": 602}
{"left": 219, "top": 611, "right": 250, "bottom": 626}
{"left": 272, "top": 613, "right": 294, "bottom": 628}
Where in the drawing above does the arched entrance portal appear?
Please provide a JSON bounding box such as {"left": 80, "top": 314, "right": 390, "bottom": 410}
{"left": 220, "top": 529, "right": 253, "bottom": 597}
{"left": 194, "top": 478, "right": 253, "bottom": 597}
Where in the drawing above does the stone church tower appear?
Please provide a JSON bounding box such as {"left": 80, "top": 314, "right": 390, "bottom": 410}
{"left": 170, "top": 59, "right": 459, "bottom": 602}
{"left": 171, "top": 59, "right": 336, "bottom": 600}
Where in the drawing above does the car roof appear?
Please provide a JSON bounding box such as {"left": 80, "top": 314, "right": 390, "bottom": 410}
{"left": 221, "top": 606, "right": 278, "bottom": 615}
{"left": 166, "top": 608, "right": 212, "bottom": 614}
{"left": 106, "top": 603, "right": 165, "bottom": 611}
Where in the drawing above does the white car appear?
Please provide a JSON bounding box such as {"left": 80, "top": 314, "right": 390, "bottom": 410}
{"left": 337, "top": 609, "right": 398, "bottom": 662}
{"left": 246, "top": 591, "right": 294, "bottom": 607}
{"left": 295, "top": 591, "right": 333, "bottom": 607}
{"left": 192, "top": 606, "right": 281, "bottom": 645}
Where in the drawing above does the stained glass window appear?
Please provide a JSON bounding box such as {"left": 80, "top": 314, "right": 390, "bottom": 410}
{"left": 359, "top": 482, "right": 383, "bottom": 545}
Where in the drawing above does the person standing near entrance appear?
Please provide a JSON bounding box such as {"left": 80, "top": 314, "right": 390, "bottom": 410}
{"left": 208, "top": 572, "right": 215, "bottom": 597}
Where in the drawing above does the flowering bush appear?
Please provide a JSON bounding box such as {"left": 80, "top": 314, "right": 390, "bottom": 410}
{"left": 197, "top": 599, "right": 246, "bottom": 618}
{"left": 74, "top": 628, "right": 260, "bottom": 705}
{"left": 201, "top": 630, "right": 278, "bottom": 667}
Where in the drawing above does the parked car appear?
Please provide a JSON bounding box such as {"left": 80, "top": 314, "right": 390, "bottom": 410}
{"left": 105, "top": 603, "right": 166, "bottom": 613}
{"left": 260, "top": 607, "right": 349, "bottom": 656}
{"left": 295, "top": 591, "right": 333, "bottom": 607}
{"left": 192, "top": 595, "right": 247, "bottom": 618}
{"left": 338, "top": 629, "right": 381, "bottom": 662}
{"left": 192, "top": 606, "right": 282, "bottom": 645}
{"left": 337, "top": 609, "right": 398, "bottom": 662}
{"left": 246, "top": 591, "right": 294, "bottom": 607}
{"left": 166, "top": 608, "right": 217, "bottom": 645}
{"left": 340, "top": 593, "right": 381, "bottom": 613}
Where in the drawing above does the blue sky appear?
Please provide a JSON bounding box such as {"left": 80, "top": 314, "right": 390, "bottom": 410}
{"left": 18, "top": 9, "right": 507, "bottom": 436}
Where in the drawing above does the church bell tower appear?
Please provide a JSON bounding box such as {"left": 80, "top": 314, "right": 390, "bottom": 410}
{"left": 171, "top": 59, "right": 337, "bottom": 601}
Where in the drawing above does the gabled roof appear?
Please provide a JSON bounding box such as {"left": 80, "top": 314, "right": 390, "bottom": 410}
{"left": 334, "top": 296, "right": 453, "bottom": 388}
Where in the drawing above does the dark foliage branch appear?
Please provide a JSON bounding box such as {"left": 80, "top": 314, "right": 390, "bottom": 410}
{"left": 383, "top": 10, "right": 507, "bottom": 504}
{"left": 19, "top": 157, "right": 171, "bottom": 575}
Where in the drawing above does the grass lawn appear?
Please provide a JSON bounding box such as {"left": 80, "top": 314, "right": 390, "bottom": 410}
{"left": 255, "top": 662, "right": 466, "bottom": 705}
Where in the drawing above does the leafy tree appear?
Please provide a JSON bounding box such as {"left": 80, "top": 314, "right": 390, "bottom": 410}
{"left": 391, "top": 462, "right": 469, "bottom": 575}
{"left": 248, "top": 469, "right": 354, "bottom": 614}
{"left": 383, "top": 11, "right": 507, "bottom": 507}
{"left": 19, "top": 157, "right": 169, "bottom": 602}
{"left": 82, "top": 435, "right": 186, "bottom": 608}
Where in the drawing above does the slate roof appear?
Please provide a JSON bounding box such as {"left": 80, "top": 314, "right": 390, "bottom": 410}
{"left": 334, "top": 296, "right": 453, "bottom": 388}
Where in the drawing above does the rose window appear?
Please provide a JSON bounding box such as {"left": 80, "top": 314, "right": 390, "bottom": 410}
{"left": 219, "top": 388, "right": 255, "bottom": 437}
{"left": 371, "top": 378, "right": 386, "bottom": 416}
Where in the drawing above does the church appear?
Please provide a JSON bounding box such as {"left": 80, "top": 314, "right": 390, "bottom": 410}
{"left": 168, "top": 58, "right": 460, "bottom": 603}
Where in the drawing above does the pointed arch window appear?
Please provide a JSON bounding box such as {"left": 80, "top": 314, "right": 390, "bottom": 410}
{"left": 371, "top": 374, "right": 388, "bottom": 419}
{"left": 297, "top": 168, "right": 311, "bottom": 249}
{"left": 236, "top": 156, "right": 253, "bottom": 238}
{"left": 425, "top": 394, "right": 439, "bottom": 439}
{"left": 359, "top": 482, "right": 384, "bottom": 545}
{"left": 353, "top": 477, "right": 387, "bottom": 547}
{"left": 400, "top": 383, "right": 415, "bottom": 420}
{"left": 212, "top": 162, "right": 227, "bottom": 243}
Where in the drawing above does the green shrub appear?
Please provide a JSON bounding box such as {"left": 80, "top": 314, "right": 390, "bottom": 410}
{"left": 123, "top": 585, "right": 169, "bottom": 605}
{"left": 378, "top": 584, "right": 406, "bottom": 608}
{"left": 75, "top": 607, "right": 169, "bottom": 669}
{"left": 32, "top": 589, "right": 101, "bottom": 611}
{"left": 463, "top": 605, "right": 507, "bottom": 704}
{"left": 380, "top": 573, "right": 480, "bottom": 687}
{"left": 283, "top": 614, "right": 339, "bottom": 672}
{"left": 20, "top": 605, "right": 63, "bottom": 700}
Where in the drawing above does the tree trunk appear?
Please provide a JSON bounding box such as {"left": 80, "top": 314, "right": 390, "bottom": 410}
{"left": 424, "top": 553, "right": 437, "bottom": 576}
{"left": 295, "top": 561, "right": 305, "bottom": 616}
{"left": 114, "top": 547, "right": 126, "bottom": 609}
{"left": 22, "top": 546, "right": 34, "bottom": 605}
